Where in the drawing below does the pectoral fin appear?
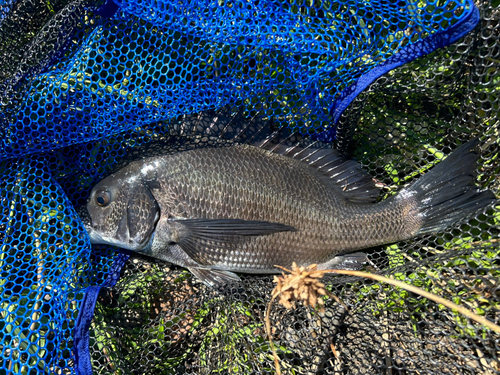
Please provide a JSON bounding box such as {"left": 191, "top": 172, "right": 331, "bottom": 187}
{"left": 174, "top": 218, "right": 296, "bottom": 236}
{"left": 171, "top": 218, "right": 296, "bottom": 263}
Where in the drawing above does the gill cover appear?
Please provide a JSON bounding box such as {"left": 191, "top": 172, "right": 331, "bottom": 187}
{"left": 126, "top": 182, "right": 160, "bottom": 248}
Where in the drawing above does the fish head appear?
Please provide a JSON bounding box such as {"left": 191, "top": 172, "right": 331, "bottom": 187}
{"left": 81, "top": 167, "right": 160, "bottom": 251}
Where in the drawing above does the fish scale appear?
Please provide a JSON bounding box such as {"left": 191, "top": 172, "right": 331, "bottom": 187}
{"left": 158, "top": 153, "right": 392, "bottom": 267}
{"left": 82, "top": 140, "right": 496, "bottom": 286}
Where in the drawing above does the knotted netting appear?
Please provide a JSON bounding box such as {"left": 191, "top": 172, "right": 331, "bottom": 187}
{"left": 0, "top": 0, "right": 498, "bottom": 374}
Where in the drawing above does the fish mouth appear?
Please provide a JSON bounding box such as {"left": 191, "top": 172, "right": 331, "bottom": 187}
{"left": 75, "top": 205, "right": 120, "bottom": 246}
{"left": 76, "top": 205, "right": 93, "bottom": 232}
{"left": 76, "top": 205, "right": 108, "bottom": 245}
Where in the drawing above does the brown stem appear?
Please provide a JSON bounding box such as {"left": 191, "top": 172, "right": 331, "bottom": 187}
{"left": 265, "top": 293, "right": 282, "bottom": 375}
{"left": 329, "top": 270, "right": 500, "bottom": 334}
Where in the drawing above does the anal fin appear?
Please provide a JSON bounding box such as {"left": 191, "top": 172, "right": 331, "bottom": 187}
{"left": 316, "top": 252, "right": 369, "bottom": 271}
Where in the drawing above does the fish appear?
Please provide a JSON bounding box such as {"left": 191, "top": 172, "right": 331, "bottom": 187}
{"left": 78, "top": 113, "right": 496, "bottom": 287}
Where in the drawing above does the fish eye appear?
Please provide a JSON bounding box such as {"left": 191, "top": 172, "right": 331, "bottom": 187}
{"left": 95, "top": 190, "right": 111, "bottom": 207}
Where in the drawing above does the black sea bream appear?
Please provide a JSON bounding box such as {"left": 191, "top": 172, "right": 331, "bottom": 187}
{"left": 80, "top": 135, "right": 496, "bottom": 286}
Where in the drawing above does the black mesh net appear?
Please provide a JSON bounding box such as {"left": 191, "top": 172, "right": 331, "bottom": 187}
{"left": 0, "top": 0, "right": 498, "bottom": 374}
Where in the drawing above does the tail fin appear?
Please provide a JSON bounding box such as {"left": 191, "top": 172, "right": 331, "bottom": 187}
{"left": 405, "top": 139, "right": 496, "bottom": 235}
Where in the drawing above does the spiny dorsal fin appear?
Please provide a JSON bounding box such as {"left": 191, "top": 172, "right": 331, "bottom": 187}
{"left": 285, "top": 145, "right": 381, "bottom": 203}
{"left": 253, "top": 135, "right": 381, "bottom": 203}
{"left": 179, "top": 106, "right": 382, "bottom": 203}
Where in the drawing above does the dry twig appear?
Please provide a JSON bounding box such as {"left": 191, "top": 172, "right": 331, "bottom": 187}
{"left": 272, "top": 262, "right": 344, "bottom": 311}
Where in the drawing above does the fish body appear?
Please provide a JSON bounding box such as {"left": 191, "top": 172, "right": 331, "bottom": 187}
{"left": 81, "top": 140, "right": 496, "bottom": 286}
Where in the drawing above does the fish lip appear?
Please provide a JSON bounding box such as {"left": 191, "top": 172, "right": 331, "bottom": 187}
{"left": 76, "top": 205, "right": 93, "bottom": 232}
{"left": 75, "top": 205, "right": 111, "bottom": 246}
{"left": 78, "top": 213, "right": 104, "bottom": 244}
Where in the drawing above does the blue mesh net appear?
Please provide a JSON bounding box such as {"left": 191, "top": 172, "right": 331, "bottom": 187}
{"left": 1, "top": 0, "right": 478, "bottom": 159}
{"left": 0, "top": 0, "right": 489, "bottom": 373}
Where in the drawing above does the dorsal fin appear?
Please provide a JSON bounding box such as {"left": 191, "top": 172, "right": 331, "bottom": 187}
{"left": 189, "top": 105, "right": 381, "bottom": 203}
{"left": 263, "top": 142, "right": 381, "bottom": 203}
{"left": 220, "top": 113, "right": 379, "bottom": 203}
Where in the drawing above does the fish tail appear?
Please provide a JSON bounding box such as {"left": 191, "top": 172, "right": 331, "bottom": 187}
{"left": 404, "top": 139, "right": 496, "bottom": 236}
